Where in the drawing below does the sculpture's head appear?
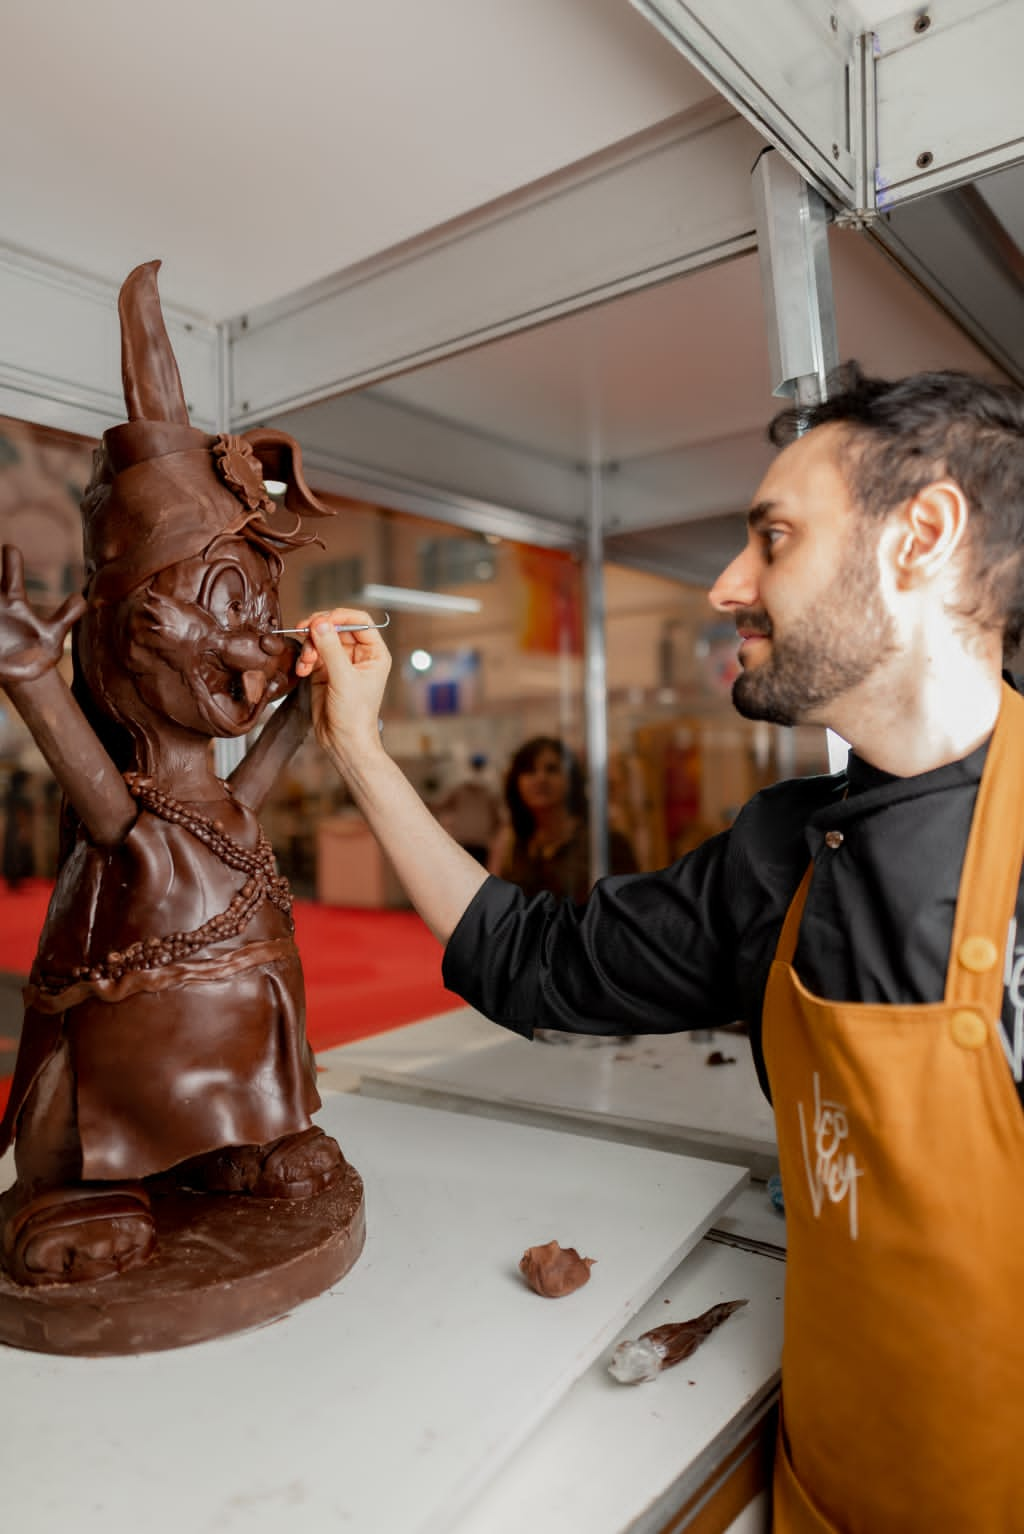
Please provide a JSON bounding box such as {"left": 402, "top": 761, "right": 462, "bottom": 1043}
{"left": 75, "top": 261, "right": 333, "bottom": 743}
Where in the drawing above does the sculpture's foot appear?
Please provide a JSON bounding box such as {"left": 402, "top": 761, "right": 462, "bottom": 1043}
{"left": 183, "top": 1127, "right": 347, "bottom": 1201}
{"left": 2, "top": 1183, "right": 156, "bottom": 1287}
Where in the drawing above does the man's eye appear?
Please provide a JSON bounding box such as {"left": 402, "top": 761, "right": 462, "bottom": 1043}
{"left": 762, "top": 528, "right": 786, "bottom": 551}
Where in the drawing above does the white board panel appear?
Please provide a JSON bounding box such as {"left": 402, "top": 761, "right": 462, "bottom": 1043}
{"left": 362, "top": 1029, "right": 777, "bottom": 1174}
{"left": 1, "top": 1092, "right": 745, "bottom": 1534}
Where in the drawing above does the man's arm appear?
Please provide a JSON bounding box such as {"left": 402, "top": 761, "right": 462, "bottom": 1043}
{"left": 296, "top": 613, "right": 489, "bottom": 943}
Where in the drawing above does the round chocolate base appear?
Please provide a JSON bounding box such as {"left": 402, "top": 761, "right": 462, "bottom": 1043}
{"left": 0, "top": 1161, "right": 365, "bottom": 1356}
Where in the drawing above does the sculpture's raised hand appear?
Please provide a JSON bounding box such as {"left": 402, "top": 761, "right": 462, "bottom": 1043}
{"left": 0, "top": 545, "right": 86, "bottom": 685}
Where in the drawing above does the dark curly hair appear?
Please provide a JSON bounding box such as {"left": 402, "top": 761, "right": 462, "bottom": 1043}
{"left": 504, "top": 736, "right": 587, "bottom": 843}
{"left": 770, "top": 363, "right": 1024, "bottom": 651}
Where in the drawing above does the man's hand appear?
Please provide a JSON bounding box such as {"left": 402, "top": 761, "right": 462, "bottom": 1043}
{"left": 294, "top": 608, "right": 392, "bottom": 774}
{"left": 0, "top": 546, "right": 86, "bottom": 684}
{"left": 293, "top": 607, "right": 489, "bottom": 944}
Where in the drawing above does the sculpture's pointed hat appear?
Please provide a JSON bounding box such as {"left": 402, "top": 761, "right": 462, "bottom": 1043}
{"left": 82, "top": 260, "right": 332, "bottom": 603}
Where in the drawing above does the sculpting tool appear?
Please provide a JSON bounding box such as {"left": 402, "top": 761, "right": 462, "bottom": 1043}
{"left": 271, "top": 614, "right": 391, "bottom": 636}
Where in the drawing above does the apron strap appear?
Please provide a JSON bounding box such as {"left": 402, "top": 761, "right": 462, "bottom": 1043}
{"left": 946, "top": 682, "right": 1024, "bottom": 1010}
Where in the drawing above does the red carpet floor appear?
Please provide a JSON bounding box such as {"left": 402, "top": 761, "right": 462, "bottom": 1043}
{"left": 0, "top": 879, "right": 461, "bottom": 1119}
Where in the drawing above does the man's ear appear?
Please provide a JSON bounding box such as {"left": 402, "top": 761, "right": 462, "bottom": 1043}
{"left": 892, "top": 480, "right": 969, "bottom": 588}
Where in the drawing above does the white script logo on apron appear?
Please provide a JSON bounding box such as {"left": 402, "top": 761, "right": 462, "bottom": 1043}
{"left": 797, "top": 1072, "right": 864, "bottom": 1240}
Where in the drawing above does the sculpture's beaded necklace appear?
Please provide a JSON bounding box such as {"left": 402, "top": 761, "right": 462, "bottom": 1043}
{"left": 37, "top": 773, "right": 292, "bottom": 994}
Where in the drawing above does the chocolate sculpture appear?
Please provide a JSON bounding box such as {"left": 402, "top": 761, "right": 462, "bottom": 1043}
{"left": 0, "top": 262, "right": 364, "bottom": 1354}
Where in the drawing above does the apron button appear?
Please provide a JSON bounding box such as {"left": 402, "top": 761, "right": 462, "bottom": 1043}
{"left": 824, "top": 830, "right": 844, "bottom": 849}
{"left": 958, "top": 934, "right": 999, "bottom": 973}
{"left": 950, "top": 1009, "right": 988, "bottom": 1049}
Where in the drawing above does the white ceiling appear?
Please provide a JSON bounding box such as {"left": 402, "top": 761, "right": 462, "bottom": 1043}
{"left": 2, "top": 0, "right": 713, "bottom": 319}
{"left": 4, "top": 0, "right": 1023, "bottom": 570}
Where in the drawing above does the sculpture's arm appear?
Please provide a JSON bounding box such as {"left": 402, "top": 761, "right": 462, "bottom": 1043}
{"left": 226, "top": 677, "right": 312, "bottom": 812}
{"left": 0, "top": 547, "right": 135, "bottom": 846}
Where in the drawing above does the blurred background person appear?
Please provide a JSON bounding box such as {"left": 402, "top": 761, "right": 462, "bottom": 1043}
{"left": 490, "top": 735, "right": 636, "bottom": 902}
{"left": 435, "top": 751, "right": 501, "bottom": 866}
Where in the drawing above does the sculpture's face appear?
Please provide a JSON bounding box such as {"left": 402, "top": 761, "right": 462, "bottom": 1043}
{"left": 122, "top": 537, "right": 296, "bottom": 737}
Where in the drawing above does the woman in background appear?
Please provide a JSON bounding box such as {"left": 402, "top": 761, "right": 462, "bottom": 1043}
{"left": 490, "top": 735, "right": 636, "bottom": 902}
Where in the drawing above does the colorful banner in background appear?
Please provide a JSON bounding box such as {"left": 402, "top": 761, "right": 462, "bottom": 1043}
{"left": 515, "top": 546, "right": 583, "bottom": 656}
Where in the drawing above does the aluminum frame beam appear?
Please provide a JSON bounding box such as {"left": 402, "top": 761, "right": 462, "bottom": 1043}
{"left": 629, "top": 0, "right": 1024, "bottom": 382}
{"left": 269, "top": 390, "right": 774, "bottom": 544}
{"left": 873, "top": 2, "right": 1024, "bottom": 208}
{"left": 0, "top": 245, "right": 221, "bottom": 438}
{"left": 228, "top": 103, "right": 763, "bottom": 425}
{"left": 627, "top": 0, "right": 858, "bottom": 207}
{"left": 630, "top": 0, "right": 1024, "bottom": 214}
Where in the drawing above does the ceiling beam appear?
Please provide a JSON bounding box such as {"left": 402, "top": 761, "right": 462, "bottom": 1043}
{"left": 868, "top": 191, "right": 1024, "bottom": 386}
{"left": 873, "top": 3, "right": 1024, "bottom": 208}
{"left": 0, "top": 244, "right": 222, "bottom": 438}
{"left": 270, "top": 390, "right": 584, "bottom": 547}
{"left": 228, "top": 102, "right": 763, "bottom": 425}
{"left": 271, "top": 388, "right": 768, "bottom": 547}
{"left": 627, "top": 0, "right": 858, "bottom": 206}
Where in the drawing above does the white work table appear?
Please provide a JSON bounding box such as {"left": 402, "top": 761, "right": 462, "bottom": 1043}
{"left": 329, "top": 1009, "right": 779, "bottom": 1182}
{"left": 1, "top": 1091, "right": 783, "bottom": 1534}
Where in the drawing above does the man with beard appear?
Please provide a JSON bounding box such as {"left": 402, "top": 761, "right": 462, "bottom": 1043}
{"left": 297, "top": 365, "right": 1024, "bottom": 1534}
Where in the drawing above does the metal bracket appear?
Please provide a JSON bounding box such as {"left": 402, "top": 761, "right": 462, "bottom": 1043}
{"left": 751, "top": 151, "right": 838, "bottom": 405}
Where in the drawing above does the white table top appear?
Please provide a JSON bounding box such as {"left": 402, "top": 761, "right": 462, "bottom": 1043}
{"left": 359, "top": 1024, "right": 778, "bottom": 1176}
{"left": 452, "top": 1237, "right": 784, "bottom": 1534}
{"left": 2, "top": 1093, "right": 748, "bottom": 1534}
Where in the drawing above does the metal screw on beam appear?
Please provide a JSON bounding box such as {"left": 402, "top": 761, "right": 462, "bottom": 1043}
{"left": 832, "top": 143, "right": 840, "bottom": 160}
{"left": 830, "top": 13, "right": 838, "bottom": 30}
{"left": 916, "top": 151, "right": 934, "bottom": 169}
{"left": 913, "top": 14, "right": 931, "bottom": 32}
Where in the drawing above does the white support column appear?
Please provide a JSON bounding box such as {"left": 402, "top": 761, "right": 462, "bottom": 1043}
{"left": 584, "top": 464, "right": 610, "bottom": 884}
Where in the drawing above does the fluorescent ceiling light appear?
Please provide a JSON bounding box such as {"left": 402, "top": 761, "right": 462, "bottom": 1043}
{"left": 359, "top": 583, "right": 482, "bottom": 615}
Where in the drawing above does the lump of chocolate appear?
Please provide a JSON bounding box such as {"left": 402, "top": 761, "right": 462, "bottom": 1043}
{"left": 519, "top": 1240, "right": 595, "bottom": 1297}
{"left": 706, "top": 1050, "right": 737, "bottom": 1066}
{"left": 608, "top": 1298, "right": 748, "bottom": 1383}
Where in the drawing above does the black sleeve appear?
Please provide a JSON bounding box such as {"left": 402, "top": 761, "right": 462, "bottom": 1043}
{"left": 441, "top": 829, "right": 739, "bottom": 1039}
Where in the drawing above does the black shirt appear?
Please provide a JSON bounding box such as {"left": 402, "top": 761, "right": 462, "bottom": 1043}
{"left": 443, "top": 734, "right": 1024, "bottom": 1114}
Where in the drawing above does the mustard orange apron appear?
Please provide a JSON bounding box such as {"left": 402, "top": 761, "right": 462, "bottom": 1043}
{"left": 763, "top": 683, "right": 1024, "bottom": 1533}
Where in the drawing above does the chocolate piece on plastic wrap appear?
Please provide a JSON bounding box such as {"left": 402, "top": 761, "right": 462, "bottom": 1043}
{"left": 519, "top": 1240, "right": 595, "bottom": 1297}
{"left": 608, "top": 1299, "right": 748, "bottom": 1383}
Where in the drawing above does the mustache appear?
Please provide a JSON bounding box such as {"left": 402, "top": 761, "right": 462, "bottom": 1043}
{"left": 733, "top": 609, "right": 773, "bottom": 638}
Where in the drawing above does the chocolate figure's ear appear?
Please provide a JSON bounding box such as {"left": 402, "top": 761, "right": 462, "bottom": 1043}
{"left": 118, "top": 261, "right": 191, "bottom": 427}
{"left": 242, "top": 428, "right": 334, "bottom": 520}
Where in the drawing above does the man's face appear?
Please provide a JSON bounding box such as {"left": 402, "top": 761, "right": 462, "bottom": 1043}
{"left": 708, "top": 424, "right": 898, "bottom": 727}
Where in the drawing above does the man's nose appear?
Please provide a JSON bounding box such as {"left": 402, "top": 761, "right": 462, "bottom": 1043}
{"left": 708, "top": 544, "right": 758, "bottom": 613}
